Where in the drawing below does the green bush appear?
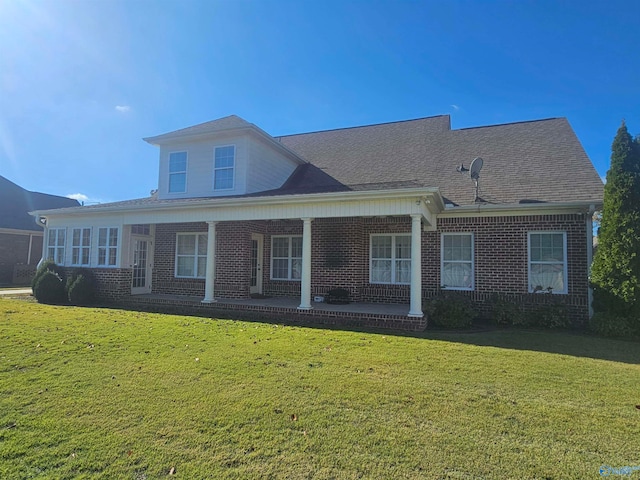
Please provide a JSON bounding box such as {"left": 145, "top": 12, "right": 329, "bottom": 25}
{"left": 588, "top": 312, "right": 637, "bottom": 338}
{"left": 489, "top": 295, "right": 525, "bottom": 326}
{"left": 67, "top": 274, "right": 95, "bottom": 306}
{"left": 525, "top": 303, "right": 571, "bottom": 329}
{"left": 32, "top": 260, "right": 65, "bottom": 289}
{"left": 33, "top": 270, "right": 66, "bottom": 305}
{"left": 424, "top": 293, "right": 476, "bottom": 328}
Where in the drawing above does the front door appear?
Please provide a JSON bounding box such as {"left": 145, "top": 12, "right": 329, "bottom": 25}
{"left": 250, "top": 234, "right": 264, "bottom": 295}
{"left": 131, "top": 236, "right": 152, "bottom": 295}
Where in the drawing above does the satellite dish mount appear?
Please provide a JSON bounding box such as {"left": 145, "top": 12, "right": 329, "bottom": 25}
{"left": 457, "top": 157, "right": 484, "bottom": 202}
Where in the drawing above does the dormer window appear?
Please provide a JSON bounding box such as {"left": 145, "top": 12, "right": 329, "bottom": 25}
{"left": 169, "top": 152, "right": 187, "bottom": 193}
{"left": 213, "top": 145, "right": 235, "bottom": 190}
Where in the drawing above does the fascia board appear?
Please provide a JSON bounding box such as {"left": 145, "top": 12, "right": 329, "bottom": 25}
{"left": 32, "top": 187, "right": 443, "bottom": 220}
{"left": 438, "top": 200, "right": 603, "bottom": 218}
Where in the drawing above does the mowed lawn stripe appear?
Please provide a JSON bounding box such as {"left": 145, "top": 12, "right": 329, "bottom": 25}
{"left": 1, "top": 298, "right": 639, "bottom": 479}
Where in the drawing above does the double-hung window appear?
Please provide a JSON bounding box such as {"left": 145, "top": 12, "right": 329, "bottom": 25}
{"left": 98, "top": 227, "right": 119, "bottom": 267}
{"left": 175, "top": 233, "right": 208, "bottom": 278}
{"left": 213, "top": 145, "right": 235, "bottom": 190}
{"left": 370, "top": 234, "right": 411, "bottom": 284}
{"left": 47, "top": 228, "right": 66, "bottom": 264}
{"left": 168, "top": 152, "right": 187, "bottom": 193}
{"left": 271, "top": 236, "right": 302, "bottom": 280}
{"left": 441, "top": 233, "right": 474, "bottom": 290}
{"left": 528, "top": 232, "right": 567, "bottom": 294}
{"left": 71, "top": 228, "right": 91, "bottom": 266}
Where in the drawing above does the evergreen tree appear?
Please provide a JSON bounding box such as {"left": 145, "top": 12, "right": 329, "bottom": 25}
{"left": 591, "top": 121, "right": 640, "bottom": 320}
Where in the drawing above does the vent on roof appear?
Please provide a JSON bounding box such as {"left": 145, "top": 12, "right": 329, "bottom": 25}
{"left": 456, "top": 157, "right": 484, "bottom": 202}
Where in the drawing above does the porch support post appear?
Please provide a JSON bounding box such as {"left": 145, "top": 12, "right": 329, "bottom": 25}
{"left": 298, "top": 217, "right": 313, "bottom": 310}
{"left": 202, "top": 221, "right": 217, "bottom": 304}
{"left": 408, "top": 214, "right": 424, "bottom": 317}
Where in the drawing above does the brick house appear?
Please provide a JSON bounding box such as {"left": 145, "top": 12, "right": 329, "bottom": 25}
{"left": 0, "top": 175, "right": 78, "bottom": 285}
{"left": 31, "top": 115, "right": 603, "bottom": 329}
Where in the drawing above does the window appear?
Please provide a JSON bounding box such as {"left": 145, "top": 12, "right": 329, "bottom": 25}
{"left": 213, "top": 145, "right": 235, "bottom": 190}
{"left": 271, "top": 236, "right": 302, "bottom": 280}
{"left": 71, "top": 228, "right": 91, "bottom": 266}
{"left": 441, "top": 233, "right": 474, "bottom": 290}
{"left": 98, "top": 227, "right": 119, "bottom": 266}
{"left": 175, "top": 233, "right": 208, "bottom": 278}
{"left": 47, "top": 228, "right": 66, "bottom": 264}
{"left": 131, "top": 224, "right": 150, "bottom": 235}
{"left": 169, "top": 152, "right": 187, "bottom": 193}
{"left": 370, "top": 234, "right": 411, "bottom": 284}
{"left": 528, "top": 232, "right": 567, "bottom": 294}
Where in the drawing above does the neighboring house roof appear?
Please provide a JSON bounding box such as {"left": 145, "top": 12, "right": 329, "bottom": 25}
{"left": 277, "top": 116, "right": 604, "bottom": 206}
{"left": 0, "top": 176, "right": 79, "bottom": 231}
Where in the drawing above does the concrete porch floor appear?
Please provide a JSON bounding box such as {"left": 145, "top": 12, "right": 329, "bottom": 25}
{"left": 122, "top": 293, "right": 426, "bottom": 331}
{"left": 132, "top": 293, "right": 412, "bottom": 316}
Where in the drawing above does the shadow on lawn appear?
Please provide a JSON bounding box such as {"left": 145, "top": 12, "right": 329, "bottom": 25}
{"left": 57, "top": 300, "right": 640, "bottom": 366}
{"left": 418, "top": 328, "right": 640, "bottom": 365}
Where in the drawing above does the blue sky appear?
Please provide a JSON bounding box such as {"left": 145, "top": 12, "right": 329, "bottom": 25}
{"left": 1, "top": 0, "right": 638, "bottom": 204}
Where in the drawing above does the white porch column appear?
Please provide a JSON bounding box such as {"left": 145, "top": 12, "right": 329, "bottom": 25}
{"left": 408, "top": 214, "right": 424, "bottom": 317}
{"left": 298, "top": 217, "right": 313, "bottom": 310}
{"left": 202, "top": 221, "right": 217, "bottom": 304}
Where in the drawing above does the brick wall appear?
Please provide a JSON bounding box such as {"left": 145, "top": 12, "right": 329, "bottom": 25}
{"left": 144, "top": 213, "right": 589, "bottom": 323}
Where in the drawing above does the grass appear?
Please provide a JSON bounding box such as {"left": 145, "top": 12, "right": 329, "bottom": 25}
{"left": 1, "top": 298, "right": 639, "bottom": 479}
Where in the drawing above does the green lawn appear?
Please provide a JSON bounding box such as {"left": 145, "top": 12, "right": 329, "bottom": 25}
{"left": 1, "top": 298, "right": 639, "bottom": 479}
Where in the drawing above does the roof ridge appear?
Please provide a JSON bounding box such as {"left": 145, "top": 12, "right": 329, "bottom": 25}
{"left": 276, "top": 114, "right": 450, "bottom": 138}
{"left": 456, "top": 117, "right": 564, "bottom": 131}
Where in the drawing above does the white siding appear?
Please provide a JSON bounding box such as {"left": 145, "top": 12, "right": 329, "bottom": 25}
{"left": 157, "top": 135, "right": 248, "bottom": 200}
{"left": 156, "top": 133, "right": 299, "bottom": 200}
{"left": 246, "top": 138, "right": 299, "bottom": 194}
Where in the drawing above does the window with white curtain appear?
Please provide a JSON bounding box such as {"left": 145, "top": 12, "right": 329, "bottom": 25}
{"left": 175, "top": 233, "right": 208, "bottom": 278}
{"left": 528, "top": 232, "right": 567, "bottom": 294}
{"left": 370, "top": 234, "right": 411, "bottom": 285}
{"left": 271, "top": 235, "right": 302, "bottom": 280}
{"left": 441, "top": 233, "right": 474, "bottom": 290}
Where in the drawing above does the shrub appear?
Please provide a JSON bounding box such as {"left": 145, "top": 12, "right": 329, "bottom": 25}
{"left": 525, "top": 303, "right": 571, "bottom": 329}
{"left": 489, "top": 295, "right": 525, "bottom": 326}
{"left": 588, "top": 312, "right": 637, "bottom": 338}
{"left": 424, "top": 293, "right": 476, "bottom": 328}
{"left": 32, "top": 260, "right": 65, "bottom": 289}
{"left": 67, "top": 274, "right": 95, "bottom": 306}
{"left": 33, "top": 270, "right": 66, "bottom": 305}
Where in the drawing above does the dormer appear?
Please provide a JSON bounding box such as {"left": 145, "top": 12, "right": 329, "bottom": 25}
{"left": 144, "top": 115, "right": 306, "bottom": 200}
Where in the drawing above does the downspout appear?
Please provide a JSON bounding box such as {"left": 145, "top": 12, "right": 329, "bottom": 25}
{"left": 586, "top": 205, "right": 595, "bottom": 319}
{"left": 35, "top": 215, "right": 47, "bottom": 269}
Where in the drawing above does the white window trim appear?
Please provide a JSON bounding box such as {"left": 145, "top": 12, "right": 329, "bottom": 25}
{"left": 440, "top": 232, "right": 475, "bottom": 291}
{"left": 47, "top": 227, "right": 66, "bottom": 265}
{"left": 369, "top": 234, "right": 411, "bottom": 285}
{"left": 71, "top": 227, "right": 92, "bottom": 266}
{"left": 97, "top": 227, "right": 120, "bottom": 268}
{"left": 527, "top": 231, "right": 568, "bottom": 294}
{"left": 168, "top": 151, "right": 188, "bottom": 194}
{"left": 174, "top": 232, "right": 208, "bottom": 279}
{"left": 270, "top": 235, "right": 302, "bottom": 281}
{"left": 213, "top": 144, "right": 235, "bottom": 191}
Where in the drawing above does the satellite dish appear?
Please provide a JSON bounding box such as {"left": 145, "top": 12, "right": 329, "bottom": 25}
{"left": 469, "top": 157, "right": 483, "bottom": 180}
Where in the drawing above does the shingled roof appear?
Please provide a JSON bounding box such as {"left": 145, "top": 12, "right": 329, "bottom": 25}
{"left": 277, "top": 115, "right": 604, "bottom": 206}
{"left": 0, "top": 176, "right": 79, "bottom": 231}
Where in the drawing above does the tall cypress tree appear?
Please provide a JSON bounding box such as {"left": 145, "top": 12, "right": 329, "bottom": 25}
{"left": 591, "top": 121, "right": 640, "bottom": 319}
